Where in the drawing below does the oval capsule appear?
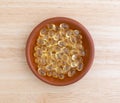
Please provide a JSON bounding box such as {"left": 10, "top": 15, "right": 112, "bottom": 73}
{"left": 59, "top": 23, "right": 69, "bottom": 30}
{"left": 38, "top": 68, "right": 46, "bottom": 76}
{"left": 76, "top": 62, "right": 83, "bottom": 71}
{"left": 68, "top": 69, "right": 76, "bottom": 77}
{"left": 58, "top": 74, "right": 64, "bottom": 80}
{"left": 40, "top": 28, "right": 48, "bottom": 36}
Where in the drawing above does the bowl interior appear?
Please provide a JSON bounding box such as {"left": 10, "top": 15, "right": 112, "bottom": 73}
{"left": 26, "top": 17, "right": 94, "bottom": 86}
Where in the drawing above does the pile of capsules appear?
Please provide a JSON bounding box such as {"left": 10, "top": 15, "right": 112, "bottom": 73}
{"left": 34, "top": 23, "right": 85, "bottom": 80}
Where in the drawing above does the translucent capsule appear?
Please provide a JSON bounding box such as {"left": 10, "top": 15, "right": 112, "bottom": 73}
{"left": 58, "top": 74, "right": 64, "bottom": 80}
{"left": 40, "top": 57, "right": 47, "bottom": 65}
{"left": 61, "top": 54, "right": 68, "bottom": 61}
{"left": 55, "top": 53, "right": 61, "bottom": 60}
{"left": 47, "top": 24, "right": 57, "bottom": 31}
{"left": 63, "top": 64, "right": 71, "bottom": 73}
{"left": 76, "top": 36, "right": 82, "bottom": 44}
{"left": 34, "top": 53, "right": 37, "bottom": 57}
{"left": 59, "top": 23, "right": 69, "bottom": 30}
{"left": 76, "top": 62, "right": 83, "bottom": 71}
{"left": 50, "top": 53, "right": 56, "bottom": 61}
{"left": 66, "top": 30, "right": 73, "bottom": 38}
{"left": 79, "top": 35, "right": 82, "bottom": 39}
{"left": 71, "top": 61, "right": 79, "bottom": 68}
{"left": 38, "top": 68, "right": 46, "bottom": 76}
{"left": 53, "top": 45, "right": 61, "bottom": 51}
{"left": 37, "top": 38, "right": 46, "bottom": 46}
{"left": 62, "top": 47, "right": 69, "bottom": 54}
{"left": 53, "top": 67, "right": 58, "bottom": 72}
{"left": 59, "top": 60, "right": 65, "bottom": 66}
{"left": 78, "top": 44, "right": 83, "bottom": 49}
{"left": 52, "top": 71, "right": 58, "bottom": 78}
{"left": 80, "top": 50, "right": 85, "bottom": 56}
{"left": 45, "top": 64, "right": 52, "bottom": 71}
{"left": 34, "top": 53, "right": 38, "bottom": 57}
{"left": 68, "top": 69, "right": 76, "bottom": 77}
{"left": 56, "top": 67, "right": 64, "bottom": 74}
{"left": 72, "top": 54, "right": 78, "bottom": 61}
{"left": 47, "top": 71, "right": 52, "bottom": 77}
{"left": 55, "top": 52, "right": 63, "bottom": 60}
{"left": 35, "top": 58, "right": 39, "bottom": 63}
{"left": 70, "top": 50, "right": 79, "bottom": 55}
{"left": 49, "top": 38, "right": 55, "bottom": 45}
{"left": 40, "top": 28, "right": 48, "bottom": 36}
{"left": 40, "top": 46, "right": 47, "bottom": 52}
{"left": 59, "top": 30, "right": 66, "bottom": 37}
{"left": 35, "top": 57, "right": 42, "bottom": 64}
{"left": 58, "top": 41, "right": 66, "bottom": 47}
{"left": 70, "top": 36, "right": 77, "bottom": 44}
{"left": 34, "top": 46, "right": 40, "bottom": 51}
{"left": 53, "top": 34, "right": 60, "bottom": 41}
{"left": 73, "top": 30, "right": 80, "bottom": 35}
{"left": 48, "top": 30, "right": 55, "bottom": 38}
{"left": 42, "top": 35, "right": 49, "bottom": 41}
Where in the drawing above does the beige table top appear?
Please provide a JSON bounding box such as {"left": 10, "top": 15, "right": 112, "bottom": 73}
{"left": 0, "top": 0, "right": 120, "bottom": 103}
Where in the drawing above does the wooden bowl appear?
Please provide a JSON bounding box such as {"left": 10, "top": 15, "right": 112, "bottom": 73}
{"left": 26, "top": 17, "right": 94, "bottom": 86}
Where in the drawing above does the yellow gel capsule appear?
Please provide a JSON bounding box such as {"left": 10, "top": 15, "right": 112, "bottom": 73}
{"left": 47, "top": 71, "right": 52, "bottom": 77}
{"left": 73, "top": 30, "right": 80, "bottom": 35}
{"left": 70, "top": 36, "right": 77, "bottom": 44}
{"left": 54, "top": 45, "right": 61, "bottom": 51}
{"left": 76, "top": 62, "right": 83, "bottom": 71}
{"left": 59, "top": 23, "right": 69, "bottom": 30}
{"left": 40, "top": 46, "right": 47, "bottom": 52}
{"left": 68, "top": 69, "right": 76, "bottom": 77}
{"left": 61, "top": 54, "right": 68, "bottom": 61}
{"left": 66, "top": 30, "right": 73, "bottom": 38}
{"left": 62, "top": 47, "right": 69, "bottom": 54}
{"left": 47, "top": 24, "right": 57, "bottom": 31}
{"left": 34, "top": 46, "right": 40, "bottom": 51}
{"left": 40, "top": 28, "right": 48, "bottom": 36}
{"left": 55, "top": 52, "right": 62, "bottom": 60}
{"left": 37, "top": 38, "right": 46, "bottom": 46}
{"left": 48, "top": 30, "right": 55, "bottom": 38}
{"left": 45, "top": 64, "right": 52, "bottom": 71}
{"left": 35, "top": 58, "right": 38, "bottom": 63}
{"left": 38, "top": 68, "right": 46, "bottom": 76}
{"left": 56, "top": 67, "right": 64, "bottom": 74}
{"left": 80, "top": 50, "right": 85, "bottom": 56}
{"left": 58, "top": 74, "right": 64, "bottom": 80}
{"left": 53, "top": 34, "right": 60, "bottom": 41}
{"left": 79, "top": 35, "right": 82, "bottom": 39}
{"left": 34, "top": 53, "right": 38, "bottom": 57}
{"left": 52, "top": 71, "right": 58, "bottom": 78}
{"left": 40, "top": 57, "right": 47, "bottom": 65}
{"left": 72, "top": 54, "right": 78, "bottom": 61}
{"left": 58, "top": 41, "right": 66, "bottom": 47}
{"left": 71, "top": 61, "right": 79, "bottom": 68}
{"left": 63, "top": 64, "right": 71, "bottom": 73}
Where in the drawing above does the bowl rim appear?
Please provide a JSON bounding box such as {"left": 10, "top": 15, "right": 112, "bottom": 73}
{"left": 26, "top": 17, "right": 95, "bottom": 86}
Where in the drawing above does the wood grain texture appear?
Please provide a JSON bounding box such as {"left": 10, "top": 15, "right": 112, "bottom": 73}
{"left": 0, "top": 0, "right": 120, "bottom": 103}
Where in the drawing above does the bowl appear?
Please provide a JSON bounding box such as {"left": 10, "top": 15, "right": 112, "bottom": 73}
{"left": 26, "top": 17, "right": 94, "bottom": 86}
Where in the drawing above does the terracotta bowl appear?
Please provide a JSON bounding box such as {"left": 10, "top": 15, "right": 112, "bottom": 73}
{"left": 26, "top": 17, "right": 94, "bottom": 86}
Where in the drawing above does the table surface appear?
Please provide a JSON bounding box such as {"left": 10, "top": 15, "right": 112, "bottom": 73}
{"left": 0, "top": 0, "right": 120, "bottom": 103}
